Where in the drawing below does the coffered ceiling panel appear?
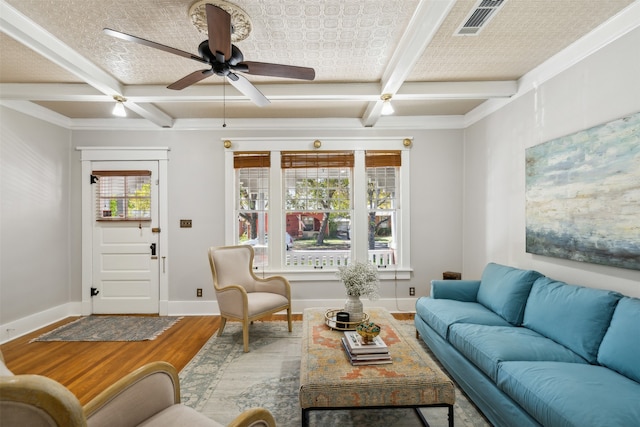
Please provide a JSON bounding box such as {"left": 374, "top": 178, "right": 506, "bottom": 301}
{"left": 409, "top": 0, "right": 634, "bottom": 81}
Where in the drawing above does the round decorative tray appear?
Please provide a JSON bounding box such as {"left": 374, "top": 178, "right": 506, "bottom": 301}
{"left": 324, "top": 308, "right": 370, "bottom": 331}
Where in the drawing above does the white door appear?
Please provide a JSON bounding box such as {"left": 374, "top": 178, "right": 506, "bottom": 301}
{"left": 91, "top": 161, "right": 160, "bottom": 313}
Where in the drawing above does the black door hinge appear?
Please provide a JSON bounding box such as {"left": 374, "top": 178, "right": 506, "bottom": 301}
{"left": 90, "top": 287, "right": 99, "bottom": 297}
{"left": 90, "top": 175, "right": 99, "bottom": 184}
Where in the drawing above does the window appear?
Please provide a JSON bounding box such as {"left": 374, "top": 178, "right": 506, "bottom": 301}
{"left": 283, "top": 152, "right": 353, "bottom": 268}
{"left": 366, "top": 151, "right": 400, "bottom": 267}
{"left": 225, "top": 138, "right": 411, "bottom": 279}
{"left": 234, "top": 152, "right": 270, "bottom": 266}
{"left": 94, "top": 170, "right": 152, "bottom": 220}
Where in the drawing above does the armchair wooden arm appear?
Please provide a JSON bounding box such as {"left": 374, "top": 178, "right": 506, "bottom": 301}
{"left": 227, "top": 408, "right": 276, "bottom": 427}
{"left": 84, "top": 361, "right": 179, "bottom": 427}
{"left": 1, "top": 374, "right": 86, "bottom": 427}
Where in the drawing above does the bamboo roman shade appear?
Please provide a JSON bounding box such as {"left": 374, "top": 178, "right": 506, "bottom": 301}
{"left": 365, "top": 151, "right": 401, "bottom": 167}
{"left": 281, "top": 151, "right": 354, "bottom": 169}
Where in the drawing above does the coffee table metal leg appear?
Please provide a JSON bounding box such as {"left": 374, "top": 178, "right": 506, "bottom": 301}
{"left": 415, "top": 408, "right": 432, "bottom": 427}
{"left": 301, "top": 408, "right": 309, "bottom": 427}
{"left": 449, "top": 404, "right": 454, "bottom": 427}
{"left": 415, "top": 405, "right": 454, "bottom": 427}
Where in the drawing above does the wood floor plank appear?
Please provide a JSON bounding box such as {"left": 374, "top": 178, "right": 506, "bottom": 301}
{"left": 1, "top": 311, "right": 412, "bottom": 405}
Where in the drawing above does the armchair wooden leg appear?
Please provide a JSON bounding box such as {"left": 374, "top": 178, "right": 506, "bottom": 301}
{"left": 287, "top": 307, "right": 293, "bottom": 332}
{"left": 242, "top": 320, "right": 250, "bottom": 352}
{"left": 217, "top": 317, "right": 227, "bottom": 337}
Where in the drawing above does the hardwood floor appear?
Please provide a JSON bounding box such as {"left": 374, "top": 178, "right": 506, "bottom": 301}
{"left": 1, "top": 311, "right": 413, "bottom": 405}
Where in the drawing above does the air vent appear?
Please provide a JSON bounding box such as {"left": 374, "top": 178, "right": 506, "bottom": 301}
{"left": 455, "top": 0, "right": 506, "bottom": 36}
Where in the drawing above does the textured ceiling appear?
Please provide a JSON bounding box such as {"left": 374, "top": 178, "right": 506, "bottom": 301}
{"left": 0, "top": 0, "right": 635, "bottom": 127}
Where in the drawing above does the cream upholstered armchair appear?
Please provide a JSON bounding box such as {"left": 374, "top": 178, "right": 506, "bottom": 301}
{"left": 0, "top": 351, "right": 275, "bottom": 427}
{"left": 208, "top": 245, "right": 292, "bottom": 352}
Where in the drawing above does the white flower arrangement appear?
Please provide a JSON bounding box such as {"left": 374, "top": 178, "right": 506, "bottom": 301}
{"left": 337, "top": 260, "right": 380, "bottom": 300}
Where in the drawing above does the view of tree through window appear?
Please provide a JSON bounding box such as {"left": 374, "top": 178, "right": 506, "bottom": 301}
{"left": 284, "top": 153, "right": 352, "bottom": 267}
{"left": 230, "top": 148, "right": 404, "bottom": 271}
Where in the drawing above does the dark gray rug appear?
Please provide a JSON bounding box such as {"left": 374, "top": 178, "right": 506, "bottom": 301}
{"left": 179, "top": 320, "right": 491, "bottom": 427}
{"left": 31, "top": 316, "right": 182, "bottom": 342}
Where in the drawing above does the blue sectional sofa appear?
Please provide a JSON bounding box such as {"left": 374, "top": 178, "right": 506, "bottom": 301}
{"left": 414, "top": 262, "right": 640, "bottom": 427}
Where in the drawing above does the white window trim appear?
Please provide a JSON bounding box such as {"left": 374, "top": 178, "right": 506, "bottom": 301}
{"left": 224, "top": 137, "right": 412, "bottom": 281}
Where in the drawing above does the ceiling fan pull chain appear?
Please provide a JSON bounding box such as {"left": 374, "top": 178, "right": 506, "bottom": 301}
{"left": 222, "top": 76, "right": 227, "bottom": 128}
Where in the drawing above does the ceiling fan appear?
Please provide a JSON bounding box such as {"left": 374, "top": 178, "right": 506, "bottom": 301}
{"left": 104, "top": 3, "right": 315, "bottom": 107}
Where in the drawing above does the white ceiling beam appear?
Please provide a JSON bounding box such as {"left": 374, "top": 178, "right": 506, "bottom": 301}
{"left": 0, "top": 0, "right": 173, "bottom": 128}
{"left": 0, "top": 83, "right": 109, "bottom": 101}
{"left": 0, "top": 100, "right": 72, "bottom": 128}
{"left": 362, "top": 0, "right": 456, "bottom": 127}
{"left": 1, "top": 81, "right": 516, "bottom": 102}
{"left": 396, "top": 81, "right": 517, "bottom": 99}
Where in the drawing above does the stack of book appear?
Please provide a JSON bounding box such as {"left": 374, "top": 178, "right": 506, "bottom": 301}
{"left": 341, "top": 330, "right": 392, "bottom": 365}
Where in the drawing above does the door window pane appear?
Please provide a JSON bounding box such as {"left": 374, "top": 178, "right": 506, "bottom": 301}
{"left": 94, "top": 170, "right": 152, "bottom": 220}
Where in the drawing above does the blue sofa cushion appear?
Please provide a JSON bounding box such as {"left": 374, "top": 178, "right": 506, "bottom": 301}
{"left": 430, "top": 280, "right": 480, "bottom": 302}
{"left": 448, "top": 324, "right": 587, "bottom": 382}
{"left": 598, "top": 297, "right": 640, "bottom": 383}
{"left": 523, "top": 277, "right": 622, "bottom": 363}
{"left": 476, "top": 263, "right": 543, "bottom": 325}
{"left": 498, "top": 361, "right": 640, "bottom": 427}
{"left": 415, "top": 297, "right": 511, "bottom": 340}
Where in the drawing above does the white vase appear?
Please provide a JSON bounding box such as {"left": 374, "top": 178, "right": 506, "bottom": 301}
{"left": 344, "top": 294, "right": 364, "bottom": 323}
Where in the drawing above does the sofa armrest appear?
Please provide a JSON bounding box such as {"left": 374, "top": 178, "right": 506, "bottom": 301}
{"left": 84, "top": 361, "right": 179, "bottom": 427}
{"left": 228, "top": 407, "right": 276, "bottom": 427}
{"left": 430, "top": 280, "right": 480, "bottom": 302}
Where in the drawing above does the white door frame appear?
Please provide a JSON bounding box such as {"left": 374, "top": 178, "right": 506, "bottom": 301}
{"left": 78, "top": 147, "right": 170, "bottom": 315}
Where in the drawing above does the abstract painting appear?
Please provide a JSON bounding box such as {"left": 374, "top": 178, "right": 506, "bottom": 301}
{"left": 526, "top": 111, "right": 640, "bottom": 271}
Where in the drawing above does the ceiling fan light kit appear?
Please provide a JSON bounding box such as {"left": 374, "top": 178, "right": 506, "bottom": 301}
{"left": 103, "top": 1, "right": 315, "bottom": 108}
{"left": 112, "top": 95, "right": 127, "bottom": 117}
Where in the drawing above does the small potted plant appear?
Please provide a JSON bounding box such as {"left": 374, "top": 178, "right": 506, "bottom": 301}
{"left": 357, "top": 321, "right": 381, "bottom": 344}
{"left": 337, "top": 260, "right": 380, "bottom": 322}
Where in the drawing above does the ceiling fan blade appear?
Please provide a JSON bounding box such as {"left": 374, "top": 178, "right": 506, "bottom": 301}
{"left": 104, "top": 28, "right": 208, "bottom": 65}
{"left": 227, "top": 73, "right": 270, "bottom": 107}
{"left": 239, "top": 61, "right": 316, "bottom": 80}
{"left": 206, "top": 4, "right": 231, "bottom": 63}
{"left": 167, "top": 69, "right": 214, "bottom": 90}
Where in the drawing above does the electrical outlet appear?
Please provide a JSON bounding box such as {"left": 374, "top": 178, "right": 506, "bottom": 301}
{"left": 180, "top": 219, "right": 192, "bottom": 228}
{"left": 409, "top": 287, "right": 415, "bottom": 296}
{"left": 196, "top": 288, "right": 203, "bottom": 297}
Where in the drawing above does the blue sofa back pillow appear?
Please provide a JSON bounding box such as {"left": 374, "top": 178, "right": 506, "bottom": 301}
{"left": 476, "top": 263, "right": 543, "bottom": 325}
{"left": 598, "top": 297, "right": 640, "bottom": 383}
{"left": 523, "top": 277, "right": 622, "bottom": 363}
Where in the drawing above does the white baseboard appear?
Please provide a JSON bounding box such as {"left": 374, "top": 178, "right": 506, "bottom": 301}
{"left": 0, "top": 302, "right": 82, "bottom": 344}
{"left": 0, "top": 298, "right": 417, "bottom": 344}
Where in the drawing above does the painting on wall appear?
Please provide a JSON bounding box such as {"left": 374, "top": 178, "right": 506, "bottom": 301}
{"left": 525, "top": 111, "right": 640, "bottom": 271}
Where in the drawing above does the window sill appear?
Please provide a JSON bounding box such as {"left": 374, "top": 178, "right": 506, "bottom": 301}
{"left": 252, "top": 268, "right": 412, "bottom": 281}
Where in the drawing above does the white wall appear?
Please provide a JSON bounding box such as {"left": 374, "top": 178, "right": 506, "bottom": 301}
{"left": 0, "top": 107, "right": 74, "bottom": 336}
{"left": 462, "top": 27, "right": 640, "bottom": 297}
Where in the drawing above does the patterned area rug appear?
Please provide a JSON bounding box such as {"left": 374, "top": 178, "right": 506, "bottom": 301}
{"left": 31, "top": 316, "right": 182, "bottom": 342}
{"left": 179, "top": 320, "right": 491, "bottom": 427}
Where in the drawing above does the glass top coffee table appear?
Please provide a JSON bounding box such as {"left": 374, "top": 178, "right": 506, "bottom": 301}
{"left": 299, "top": 307, "right": 455, "bottom": 426}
